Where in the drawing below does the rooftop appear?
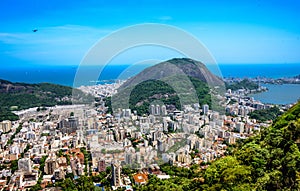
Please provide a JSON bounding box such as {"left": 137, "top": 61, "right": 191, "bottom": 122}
{"left": 133, "top": 173, "right": 148, "bottom": 184}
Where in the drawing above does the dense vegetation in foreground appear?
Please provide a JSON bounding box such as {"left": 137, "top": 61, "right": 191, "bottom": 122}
{"left": 0, "top": 79, "right": 92, "bottom": 121}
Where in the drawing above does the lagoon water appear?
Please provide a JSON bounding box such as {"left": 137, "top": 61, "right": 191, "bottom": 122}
{"left": 250, "top": 83, "right": 300, "bottom": 105}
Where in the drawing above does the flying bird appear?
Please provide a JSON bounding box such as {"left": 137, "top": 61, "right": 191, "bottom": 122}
{"left": 32, "top": 28, "right": 38, "bottom": 32}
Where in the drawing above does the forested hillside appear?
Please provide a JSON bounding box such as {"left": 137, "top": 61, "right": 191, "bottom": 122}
{"left": 105, "top": 76, "right": 211, "bottom": 115}
{"left": 129, "top": 77, "right": 211, "bottom": 115}
{"left": 0, "top": 79, "right": 92, "bottom": 121}
{"left": 225, "top": 79, "right": 259, "bottom": 91}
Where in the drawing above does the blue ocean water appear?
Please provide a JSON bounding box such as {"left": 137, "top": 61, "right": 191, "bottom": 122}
{"left": 1, "top": 63, "right": 299, "bottom": 87}
{"left": 0, "top": 65, "right": 131, "bottom": 87}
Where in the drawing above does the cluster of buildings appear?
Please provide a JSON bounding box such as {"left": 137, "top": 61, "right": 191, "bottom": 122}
{"left": 225, "top": 88, "right": 273, "bottom": 117}
{"left": 78, "top": 80, "right": 124, "bottom": 98}
{"left": 224, "top": 76, "right": 300, "bottom": 85}
{"left": 0, "top": 82, "right": 278, "bottom": 190}
{"left": 0, "top": 105, "right": 90, "bottom": 190}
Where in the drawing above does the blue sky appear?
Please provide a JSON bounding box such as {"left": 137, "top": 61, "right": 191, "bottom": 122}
{"left": 0, "top": 0, "right": 300, "bottom": 66}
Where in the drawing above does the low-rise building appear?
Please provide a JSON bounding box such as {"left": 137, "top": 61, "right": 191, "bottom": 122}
{"left": 133, "top": 173, "right": 148, "bottom": 185}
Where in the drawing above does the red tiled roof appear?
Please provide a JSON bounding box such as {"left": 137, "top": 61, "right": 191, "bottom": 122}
{"left": 133, "top": 173, "right": 148, "bottom": 183}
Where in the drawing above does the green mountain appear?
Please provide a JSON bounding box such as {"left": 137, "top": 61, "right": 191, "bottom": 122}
{"left": 0, "top": 79, "right": 92, "bottom": 121}
{"left": 107, "top": 58, "right": 224, "bottom": 115}
{"left": 122, "top": 58, "right": 224, "bottom": 88}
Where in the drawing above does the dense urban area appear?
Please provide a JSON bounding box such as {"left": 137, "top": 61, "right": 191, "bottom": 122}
{"left": 0, "top": 76, "right": 299, "bottom": 191}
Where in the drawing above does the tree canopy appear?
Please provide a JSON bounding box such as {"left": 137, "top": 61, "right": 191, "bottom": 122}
{"left": 225, "top": 79, "right": 259, "bottom": 91}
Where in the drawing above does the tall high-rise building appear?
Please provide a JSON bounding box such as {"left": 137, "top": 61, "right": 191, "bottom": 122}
{"left": 157, "top": 138, "right": 165, "bottom": 152}
{"left": 98, "top": 159, "right": 106, "bottom": 172}
{"left": 58, "top": 116, "right": 79, "bottom": 134}
{"left": 125, "top": 152, "right": 133, "bottom": 165}
{"left": 122, "top": 109, "right": 131, "bottom": 118}
{"left": 0, "top": 120, "right": 12, "bottom": 133}
{"left": 202, "top": 104, "right": 209, "bottom": 115}
{"left": 188, "top": 115, "right": 194, "bottom": 124}
{"left": 111, "top": 160, "right": 121, "bottom": 186}
{"left": 44, "top": 158, "right": 58, "bottom": 175}
{"left": 151, "top": 131, "right": 157, "bottom": 141}
{"left": 150, "top": 105, "right": 155, "bottom": 115}
{"left": 236, "top": 122, "right": 245, "bottom": 134}
{"left": 193, "top": 103, "right": 200, "bottom": 111}
{"left": 155, "top": 105, "right": 160, "bottom": 115}
{"left": 136, "top": 152, "right": 141, "bottom": 165}
{"left": 18, "top": 158, "right": 32, "bottom": 173}
{"left": 161, "top": 105, "right": 167, "bottom": 115}
{"left": 125, "top": 109, "right": 131, "bottom": 117}
{"left": 144, "top": 140, "right": 149, "bottom": 147}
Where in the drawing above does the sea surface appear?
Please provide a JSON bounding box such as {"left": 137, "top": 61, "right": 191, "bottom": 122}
{"left": 1, "top": 63, "right": 300, "bottom": 87}
{"left": 0, "top": 63, "right": 299, "bottom": 104}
